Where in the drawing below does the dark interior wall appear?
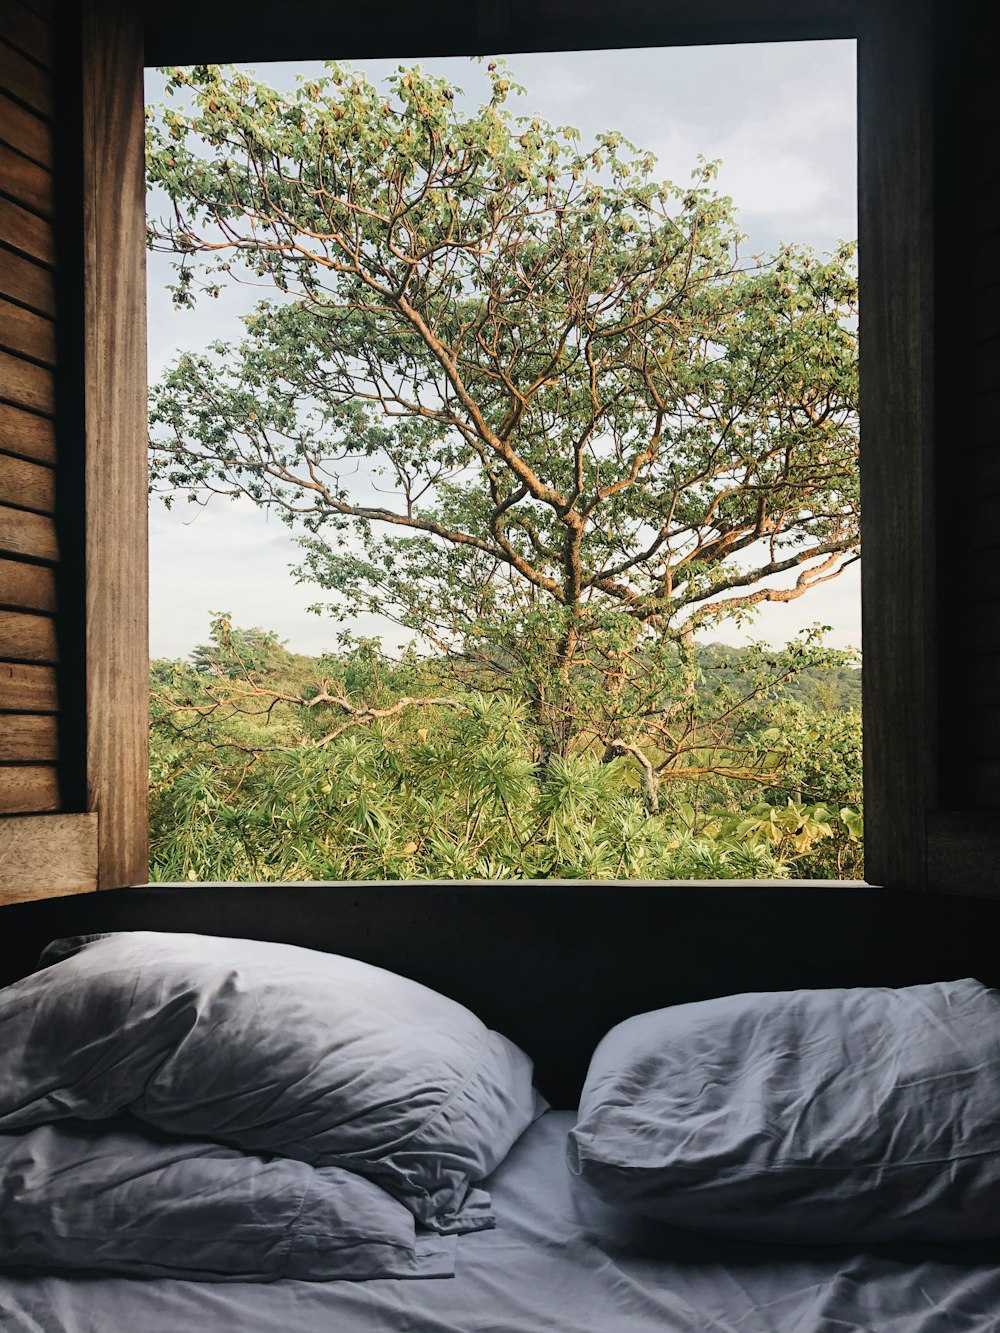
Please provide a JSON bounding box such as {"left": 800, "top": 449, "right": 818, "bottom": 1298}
{"left": 4, "top": 883, "right": 1000, "bottom": 1106}
{"left": 935, "top": 0, "right": 1000, "bottom": 810}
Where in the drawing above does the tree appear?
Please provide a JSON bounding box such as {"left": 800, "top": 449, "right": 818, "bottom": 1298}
{"left": 147, "top": 60, "right": 859, "bottom": 794}
{"left": 148, "top": 618, "right": 862, "bottom": 883}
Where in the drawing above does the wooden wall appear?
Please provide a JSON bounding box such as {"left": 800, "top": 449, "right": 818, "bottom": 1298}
{"left": 0, "top": 0, "right": 61, "bottom": 820}
{"left": 0, "top": 0, "right": 146, "bottom": 903}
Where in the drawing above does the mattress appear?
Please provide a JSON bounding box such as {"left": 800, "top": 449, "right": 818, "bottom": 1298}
{"left": 3, "top": 1110, "right": 1000, "bottom": 1332}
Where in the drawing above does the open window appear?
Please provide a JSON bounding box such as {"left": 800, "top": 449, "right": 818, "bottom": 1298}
{"left": 1, "top": 0, "right": 993, "bottom": 902}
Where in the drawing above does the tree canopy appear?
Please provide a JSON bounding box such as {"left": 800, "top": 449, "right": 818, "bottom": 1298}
{"left": 146, "top": 59, "right": 859, "bottom": 806}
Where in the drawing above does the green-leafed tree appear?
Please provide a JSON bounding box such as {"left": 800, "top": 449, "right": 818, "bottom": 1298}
{"left": 147, "top": 60, "right": 859, "bottom": 805}
{"left": 148, "top": 618, "right": 862, "bottom": 883}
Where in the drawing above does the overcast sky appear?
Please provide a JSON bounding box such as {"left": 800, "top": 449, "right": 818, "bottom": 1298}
{"left": 145, "top": 40, "right": 859, "bottom": 662}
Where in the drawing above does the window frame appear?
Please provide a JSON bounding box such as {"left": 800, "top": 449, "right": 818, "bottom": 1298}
{"left": 40, "top": 0, "right": 941, "bottom": 893}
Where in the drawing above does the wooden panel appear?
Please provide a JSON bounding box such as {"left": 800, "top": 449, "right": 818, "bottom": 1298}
{"left": 0, "top": 38, "right": 52, "bottom": 119}
{"left": 0, "top": 814, "right": 98, "bottom": 904}
{"left": 0, "top": 246, "right": 55, "bottom": 314}
{"left": 0, "top": 195, "right": 53, "bottom": 265}
{"left": 82, "top": 0, "right": 149, "bottom": 888}
{"left": 0, "top": 348, "right": 54, "bottom": 413}
{"left": 0, "top": 660, "right": 56, "bottom": 709}
{"left": 0, "top": 713, "right": 57, "bottom": 760}
{"left": 0, "top": 502, "right": 57, "bottom": 559}
{"left": 0, "top": 141, "right": 52, "bottom": 215}
{"left": 0, "top": 90, "right": 51, "bottom": 165}
{"left": 0, "top": 763, "right": 57, "bottom": 812}
{"left": 145, "top": 0, "right": 852, "bottom": 64}
{"left": 0, "top": 400, "right": 54, "bottom": 462}
{"left": 0, "top": 451, "right": 54, "bottom": 512}
{"left": 0, "top": 609, "right": 57, "bottom": 661}
{"left": 858, "top": 0, "right": 935, "bottom": 889}
{"left": 0, "top": 2, "right": 53, "bottom": 68}
{"left": 0, "top": 298, "right": 55, "bottom": 365}
{"left": 0, "top": 557, "right": 55, "bottom": 611}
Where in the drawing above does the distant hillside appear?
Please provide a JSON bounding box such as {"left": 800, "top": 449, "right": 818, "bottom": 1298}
{"left": 696, "top": 643, "right": 861, "bottom": 712}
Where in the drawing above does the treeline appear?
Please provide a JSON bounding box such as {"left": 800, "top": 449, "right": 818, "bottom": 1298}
{"left": 149, "top": 619, "right": 863, "bottom": 884}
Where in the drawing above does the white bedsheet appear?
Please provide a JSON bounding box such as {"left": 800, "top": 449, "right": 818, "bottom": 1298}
{"left": 3, "top": 1111, "right": 1000, "bottom": 1332}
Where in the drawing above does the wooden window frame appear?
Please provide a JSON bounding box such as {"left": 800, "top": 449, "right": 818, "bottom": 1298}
{"left": 6, "top": 0, "right": 954, "bottom": 897}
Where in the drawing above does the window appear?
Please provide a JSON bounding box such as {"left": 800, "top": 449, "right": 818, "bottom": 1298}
{"left": 0, "top": 0, "right": 959, "bottom": 899}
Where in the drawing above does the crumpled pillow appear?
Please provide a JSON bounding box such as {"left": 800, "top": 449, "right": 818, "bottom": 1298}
{"left": 568, "top": 980, "right": 1000, "bottom": 1242}
{"left": 0, "top": 1117, "right": 454, "bottom": 1281}
{"left": 0, "top": 931, "right": 543, "bottom": 1234}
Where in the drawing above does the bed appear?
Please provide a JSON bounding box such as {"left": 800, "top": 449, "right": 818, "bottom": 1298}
{"left": 4, "top": 1108, "right": 1000, "bottom": 1333}
{"left": 3, "top": 883, "right": 1000, "bottom": 1332}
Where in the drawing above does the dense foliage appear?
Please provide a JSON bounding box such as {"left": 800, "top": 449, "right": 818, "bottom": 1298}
{"left": 146, "top": 61, "right": 862, "bottom": 882}
{"left": 149, "top": 618, "right": 863, "bottom": 882}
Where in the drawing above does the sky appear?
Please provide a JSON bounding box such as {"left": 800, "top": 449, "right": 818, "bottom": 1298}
{"left": 145, "top": 40, "right": 859, "bottom": 662}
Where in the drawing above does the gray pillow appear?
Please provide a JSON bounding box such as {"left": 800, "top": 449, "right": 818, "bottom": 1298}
{"left": 0, "top": 932, "right": 542, "bottom": 1234}
{"left": 0, "top": 1118, "right": 454, "bottom": 1281}
{"left": 568, "top": 980, "right": 1000, "bottom": 1242}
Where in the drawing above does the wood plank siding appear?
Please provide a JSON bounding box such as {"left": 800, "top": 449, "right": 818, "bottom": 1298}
{"left": 0, "top": 0, "right": 62, "bottom": 835}
{"left": 0, "top": 0, "right": 100, "bottom": 900}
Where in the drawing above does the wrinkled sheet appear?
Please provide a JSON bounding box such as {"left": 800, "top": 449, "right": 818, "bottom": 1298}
{"left": 4, "top": 1111, "right": 1000, "bottom": 1333}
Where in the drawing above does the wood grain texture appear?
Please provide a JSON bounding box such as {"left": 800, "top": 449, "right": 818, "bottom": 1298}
{"left": 0, "top": 298, "right": 55, "bottom": 365}
{"left": 0, "top": 347, "right": 53, "bottom": 413}
{"left": 0, "top": 451, "right": 54, "bottom": 512}
{"left": 0, "top": 89, "right": 51, "bottom": 165}
{"left": 0, "top": 813, "right": 97, "bottom": 903}
{"left": 0, "top": 501, "right": 57, "bottom": 559}
{"left": 0, "top": 400, "right": 54, "bottom": 462}
{"left": 0, "top": 141, "right": 52, "bottom": 215}
{"left": 0, "top": 38, "right": 52, "bottom": 119}
{"left": 0, "top": 659, "right": 56, "bottom": 708}
{"left": 0, "top": 609, "right": 57, "bottom": 661}
{"left": 0, "top": 246, "right": 55, "bottom": 314}
{"left": 82, "top": 0, "right": 149, "bottom": 887}
{"left": 0, "top": 712, "right": 57, "bottom": 760}
{"left": 858, "top": 0, "right": 935, "bottom": 889}
{"left": 0, "top": 557, "right": 55, "bottom": 611}
{"left": 0, "top": 195, "right": 53, "bottom": 265}
{"left": 0, "top": 3, "right": 53, "bottom": 68}
{"left": 0, "top": 762, "right": 57, "bottom": 812}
